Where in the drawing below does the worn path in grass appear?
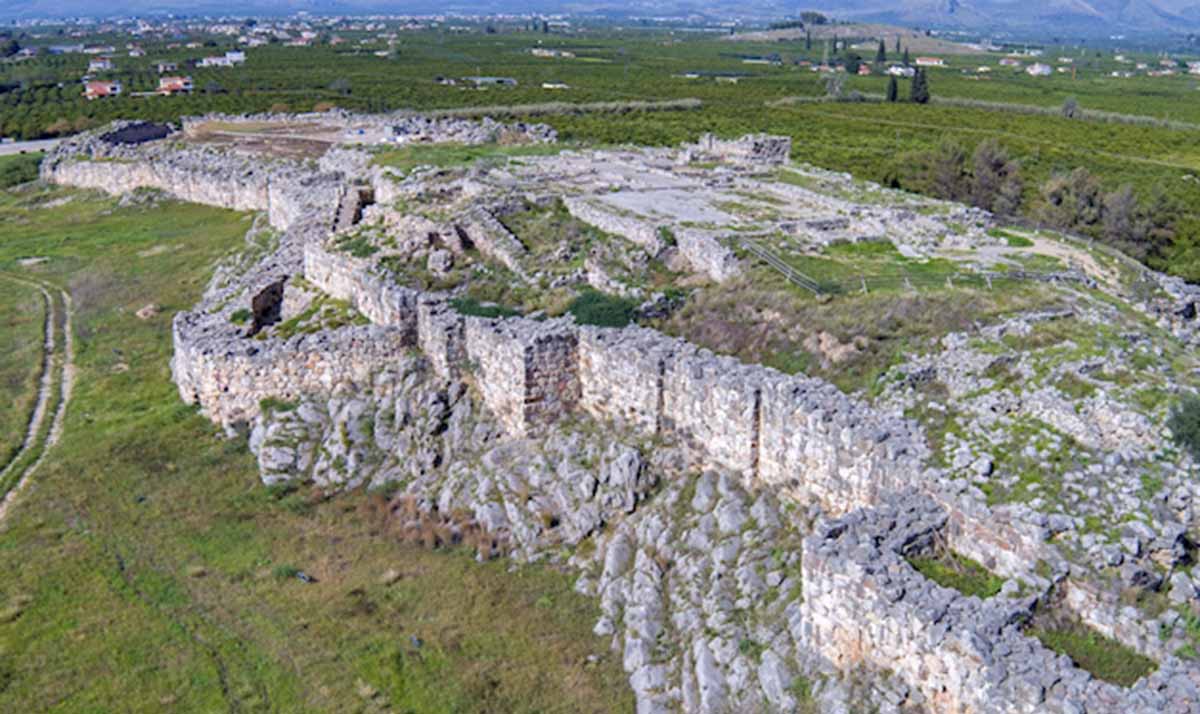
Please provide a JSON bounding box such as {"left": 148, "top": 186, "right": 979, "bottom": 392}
{"left": 0, "top": 273, "right": 74, "bottom": 522}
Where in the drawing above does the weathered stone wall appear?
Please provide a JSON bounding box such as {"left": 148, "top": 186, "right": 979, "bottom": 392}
{"left": 578, "top": 326, "right": 689, "bottom": 434}
{"left": 302, "top": 247, "right": 931, "bottom": 513}
{"left": 457, "top": 207, "right": 529, "bottom": 277}
{"left": 302, "top": 244, "right": 420, "bottom": 339}
{"left": 416, "top": 297, "right": 466, "bottom": 380}
{"left": 563, "top": 196, "right": 665, "bottom": 255}
{"left": 662, "top": 351, "right": 763, "bottom": 477}
{"left": 675, "top": 229, "right": 741, "bottom": 283}
{"left": 687, "top": 133, "right": 792, "bottom": 166}
{"left": 42, "top": 134, "right": 342, "bottom": 231}
{"left": 464, "top": 317, "right": 580, "bottom": 437}
{"left": 172, "top": 316, "right": 412, "bottom": 424}
{"left": 758, "top": 375, "right": 927, "bottom": 510}
{"left": 801, "top": 496, "right": 1200, "bottom": 714}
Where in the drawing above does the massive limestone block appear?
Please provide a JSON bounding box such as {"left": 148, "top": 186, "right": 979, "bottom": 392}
{"left": 464, "top": 317, "right": 580, "bottom": 437}
{"left": 578, "top": 326, "right": 695, "bottom": 436}
{"left": 758, "top": 375, "right": 925, "bottom": 513}
{"left": 661, "top": 350, "right": 762, "bottom": 478}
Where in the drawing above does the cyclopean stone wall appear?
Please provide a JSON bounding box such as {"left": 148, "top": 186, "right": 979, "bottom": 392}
{"left": 302, "top": 244, "right": 420, "bottom": 339}
{"left": 41, "top": 130, "right": 343, "bottom": 231}
{"left": 801, "top": 494, "right": 1200, "bottom": 714}
{"left": 299, "top": 240, "right": 929, "bottom": 509}
{"left": 53, "top": 125, "right": 1200, "bottom": 714}
{"left": 172, "top": 316, "right": 413, "bottom": 425}
{"left": 463, "top": 316, "right": 581, "bottom": 437}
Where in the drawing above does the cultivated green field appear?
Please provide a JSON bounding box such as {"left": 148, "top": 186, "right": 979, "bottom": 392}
{"left": 0, "top": 186, "right": 630, "bottom": 713}
{"left": 3, "top": 30, "right": 1198, "bottom": 275}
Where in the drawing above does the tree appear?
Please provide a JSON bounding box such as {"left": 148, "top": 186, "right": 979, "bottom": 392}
{"left": 844, "top": 52, "right": 862, "bottom": 75}
{"left": 823, "top": 72, "right": 845, "bottom": 99}
{"left": 800, "top": 11, "right": 828, "bottom": 25}
{"left": 886, "top": 75, "right": 898, "bottom": 102}
{"left": 895, "top": 35, "right": 901, "bottom": 53}
{"left": 1037, "top": 168, "right": 1103, "bottom": 231}
{"left": 876, "top": 39, "right": 886, "bottom": 64}
{"left": 0, "top": 38, "right": 19, "bottom": 58}
{"left": 805, "top": 30, "right": 811, "bottom": 51}
{"left": 910, "top": 68, "right": 930, "bottom": 103}
{"left": 1102, "top": 184, "right": 1145, "bottom": 255}
{"left": 930, "top": 137, "right": 968, "bottom": 200}
{"left": 970, "top": 139, "right": 1022, "bottom": 215}
{"left": 902, "top": 47, "right": 910, "bottom": 66}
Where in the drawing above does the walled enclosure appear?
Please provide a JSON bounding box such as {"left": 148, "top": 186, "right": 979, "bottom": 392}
{"left": 43, "top": 129, "right": 1200, "bottom": 714}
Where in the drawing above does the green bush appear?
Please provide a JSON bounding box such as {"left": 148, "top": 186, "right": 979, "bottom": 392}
{"left": 1168, "top": 395, "right": 1200, "bottom": 460}
{"left": 566, "top": 290, "right": 637, "bottom": 328}
{"left": 0, "top": 153, "right": 41, "bottom": 189}
{"left": 449, "top": 296, "right": 519, "bottom": 319}
{"left": 230, "top": 307, "right": 252, "bottom": 324}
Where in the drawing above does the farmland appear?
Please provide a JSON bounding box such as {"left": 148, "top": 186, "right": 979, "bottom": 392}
{"left": 5, "top": 27, "right": 1195, "bottom": 275}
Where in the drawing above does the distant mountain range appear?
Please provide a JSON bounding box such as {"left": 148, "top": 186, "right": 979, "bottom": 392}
{"left": 2, "top": 0, "right": 1198, "bottom": 37}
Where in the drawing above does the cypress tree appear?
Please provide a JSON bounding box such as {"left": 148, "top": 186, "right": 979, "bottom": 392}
{"left": 876, "top": 39, "right": 886, "bottom": 64}
{"left": 887, "top": 74, "right": 898, "bottom": 101}
{"left": 805, "top": 30, "right": 811, "bottom": 51}
{"left": 902, "top": 47, "right": 910, "bottom": 66}
{"left": 910, "top": 68, "right": 930, "bottom": 104}
{"left": 895, "top": 35, "right": 901, "bottom": 52}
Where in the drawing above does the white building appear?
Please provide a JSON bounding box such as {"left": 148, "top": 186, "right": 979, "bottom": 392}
{"left": 887, "top": 65, "right": 916, "bottom": 77}
{"left": 1026, "top": 63, "right": 1052, "bottom": 77}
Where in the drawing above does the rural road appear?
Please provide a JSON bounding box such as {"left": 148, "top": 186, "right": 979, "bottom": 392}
{"left": 0, "top": 139, "right": 60, "bottom": 156}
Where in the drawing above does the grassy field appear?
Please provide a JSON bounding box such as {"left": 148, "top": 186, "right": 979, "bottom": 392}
{"left": 0, "top": 185, "right": 630, "bottom": 713}
{"left": 0, "top": 277, "right": 44, "bottom": 468}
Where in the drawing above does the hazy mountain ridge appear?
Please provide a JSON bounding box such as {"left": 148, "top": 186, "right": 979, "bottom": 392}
{"left": 0, "top": 0, "right": 1197, "bottom": 35}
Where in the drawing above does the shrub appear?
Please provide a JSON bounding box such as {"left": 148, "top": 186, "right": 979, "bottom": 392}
{"left": 1168, "top": 395, "right": 1200, "bottom": 460}
{"left": 566, "top": 290, "right": 637, "bottom": 328}
{"left": 449, "top": 296, "right": 519, "bottom": 319}
{"left": 0, "top": 153, "right": 41, "bottom": 188}
{"left": 230, "top": 307, "right": 252, "bottom": 324}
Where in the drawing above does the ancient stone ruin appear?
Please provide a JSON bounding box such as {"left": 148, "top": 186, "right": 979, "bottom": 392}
{"left": 42, "top": 116, "right": 1200, "bottom": 714}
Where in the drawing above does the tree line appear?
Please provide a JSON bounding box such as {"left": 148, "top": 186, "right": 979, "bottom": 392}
{"left": 892, "top": 137, "right": 1178, "bottom": 261}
